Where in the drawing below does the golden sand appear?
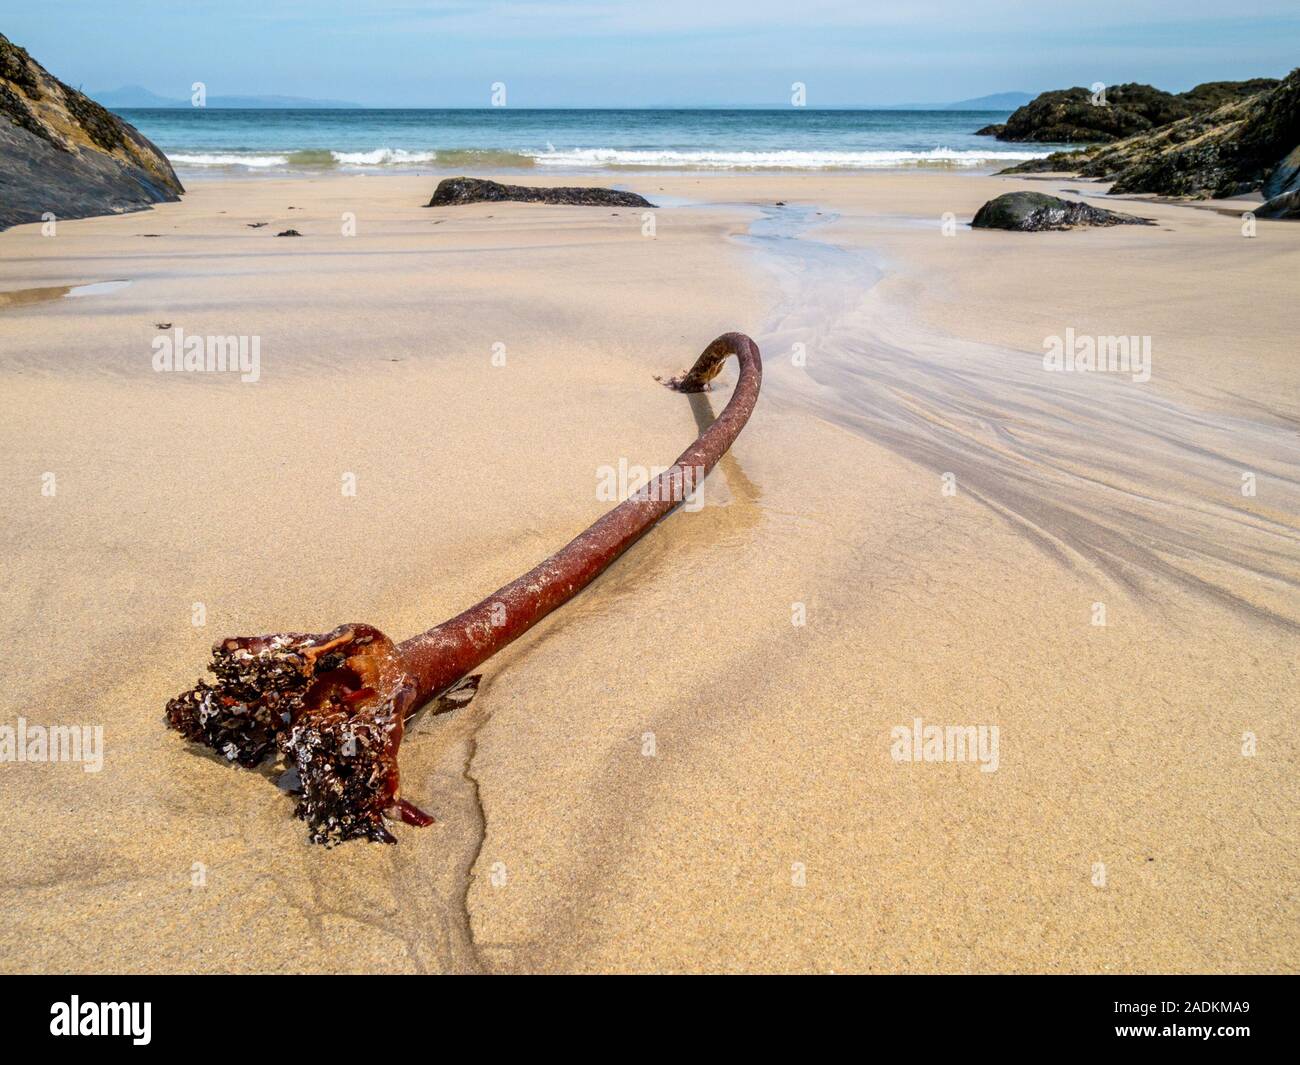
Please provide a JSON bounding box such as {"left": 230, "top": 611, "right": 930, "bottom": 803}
{"left": 0, "top": 170, "right": 1295, "bottom": 972}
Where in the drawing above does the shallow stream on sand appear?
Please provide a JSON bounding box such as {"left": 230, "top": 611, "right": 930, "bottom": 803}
{"left": 738, "top": 203, "right": 1300, "bottom": 629}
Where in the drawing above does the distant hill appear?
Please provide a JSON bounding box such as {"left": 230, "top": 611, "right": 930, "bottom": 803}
{"left": 874, "top": 92, "right": 1033, "bottom": 111}
{"left": 94, "top": 85, "right": 363, "bottom": 109}
{"left": 940, "top": 92, "right": 1034, "bottom": 110}
{"left": 89, "top": 86, "right": 1031, "bottom": 112}
{"left": 93, "top": 85, "right": 180, "bottom": 108}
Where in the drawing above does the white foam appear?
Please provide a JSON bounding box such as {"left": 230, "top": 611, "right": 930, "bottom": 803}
{"left": 167, "top": 145, "right": 1051, "bottom": 172}
{"left": 168, "top": 148, "right": 444, "bottom": 168}
{"left": 331, "top": 148, "right": 439, "bottom": 165}
{"left": 168, "top": 152, "right": 290, "bottom": 168}
{"left": 533, "top": 147, "right": 1049, "bottom": 169}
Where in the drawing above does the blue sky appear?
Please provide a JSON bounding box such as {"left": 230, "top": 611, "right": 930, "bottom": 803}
{"left": 8, "top": 1, "right": 1300, "bottom": 106}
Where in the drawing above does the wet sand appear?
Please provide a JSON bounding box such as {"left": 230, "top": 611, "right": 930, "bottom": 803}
{"left": 1, "top": 170, "right": 1296, "bottom": 973}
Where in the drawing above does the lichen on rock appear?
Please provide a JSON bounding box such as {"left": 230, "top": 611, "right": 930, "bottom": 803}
{"left": 996, "top": 69, "right": 1300, "bottom": 202}
{"left": 0, "top": 31, "right": 182, "bottom": 230}
{"left": 991, "top": 78, "right": 1279, "bottom": 145}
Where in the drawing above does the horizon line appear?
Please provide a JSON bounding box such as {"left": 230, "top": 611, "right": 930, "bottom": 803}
{"left": 106, "top": 104, "right": 1023, "bottom": 112}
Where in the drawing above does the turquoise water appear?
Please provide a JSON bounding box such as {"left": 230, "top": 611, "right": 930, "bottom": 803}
{"left": 115, "top": 108, "right": 1063, "bottom": 174}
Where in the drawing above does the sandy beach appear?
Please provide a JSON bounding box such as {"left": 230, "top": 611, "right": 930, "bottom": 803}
{"left": 1, "top": 168, "right": 1296, "bottom": 974}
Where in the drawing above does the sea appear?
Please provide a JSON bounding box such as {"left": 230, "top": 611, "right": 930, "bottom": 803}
{"left": 115, "top": 108, "right": 1065, "bottom": 176}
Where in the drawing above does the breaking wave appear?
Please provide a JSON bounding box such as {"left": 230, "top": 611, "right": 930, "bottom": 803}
{"left": 532, "top": 146, "right": 1050, "bottom": 169}
{"left": 166, "top": 145, "right": 1047, "bottom": 172}
{"left": 167, "top": 147, "right": 533, "bottom": 169}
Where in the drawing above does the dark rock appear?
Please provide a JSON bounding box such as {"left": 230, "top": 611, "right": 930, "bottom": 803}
{"left": 1256, "top": 188, "right": 1300, "bottom": 219}
{"left": 275, "top": 229, "right": 302, "bottom": 237}
{"left": 997, "top": 69, "right": 1300, "bottom": 200}
{"left": 427, "top": 176, "right": 654, "bottom": 208}
{"left": 997, "top": 84, "right": 1193, "bottom": 143}
{"left": 1263, "top": 144, "right": 1300, "bottom": 199}
{"left": 1179, "top": 78, "right": 1280, "bottom": 111}
{"left": 974, "top": 123, "right": 1006, "bottom": 137}
{"left": 998, "top": 149, "right": 1091, "bottom": 174}
{"left": 995, "top": 78, "right": 1280, "bottom": 144}
{"left": 0, "top": 33, "right": 182, "bottom": 231}
{"left": 1084, "top": 69, "right": 1300, "bottom": 198}
{"left": 971, "top": 191, "right": 1156, "bottom": 231}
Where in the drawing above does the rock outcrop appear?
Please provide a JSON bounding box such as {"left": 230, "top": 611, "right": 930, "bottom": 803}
{"left": 995, "top": 150, "right": 1091, "bottom": 175}
{"left": 427, "top": 176, "right": 653, "bottom": 208}
{"left": 1078, "top": 70, "right": 1300, "bottom": 197}
{"left": 0, "top": 34, "right": 182, "bottom": 231}
{"left": 971, "top": 191, "right": 1155, "bottom": 232}
{"left": 996, "top": 70, "right": 1300, "bottom": 203}
{"left": 991, "top": 78, "right": 1278, "bottom": 144}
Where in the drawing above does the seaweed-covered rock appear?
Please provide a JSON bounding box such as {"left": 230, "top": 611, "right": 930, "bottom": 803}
{"left": 996, "top": 84, "right": 1192, "bottom": 144}
{"left": 994, "top": 78, "right": 1280, "bottom": 144}
{"left": 971, "top": 191, "right": 1155, "bottom": 231}
{"left": 1256, "top": 188, "right": 1300, "bottom": 219}
{"left": 1179, "top": 79, "right": 1281, "bottom": 111}
{"left": 427, "top": 176, "right": 653, "bottom": 208}
{"left": 0, "top": 33, "right": 182, "bottom": 230}
{"left": 1082, "top": 69, "right": 1300, "bottom": 197}
{"left": 998, "top": 149, "right": 1093, "bottom": 175}
{"left": 998, "top": 70, "right": 1300, "bottom": 200}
